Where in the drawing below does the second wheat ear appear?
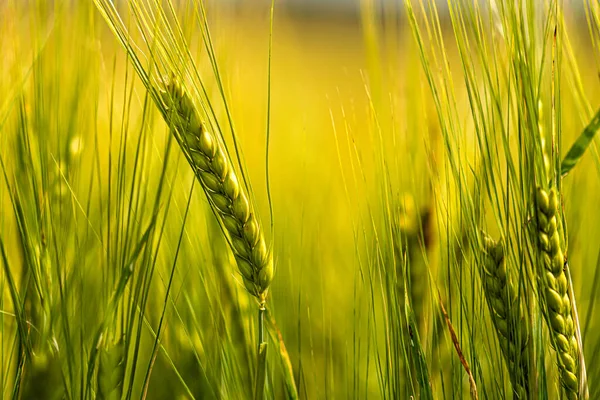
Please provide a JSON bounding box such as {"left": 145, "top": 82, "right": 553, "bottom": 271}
{"left": 536, "top": 187, "right": 579, "bottom": 399}
{"left": 159, "top": 80, "right": 274, "bottom": 303}
{"left": 479, "top": 233, "right": 531, "bottom": 398}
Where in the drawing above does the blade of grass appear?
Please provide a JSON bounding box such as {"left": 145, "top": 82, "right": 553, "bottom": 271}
{"left": 254, "top": 341, "right": 268, "bottom": 400}
{"left": 265, "top": 307, "right": 299, "bottom": 400}
{"left": 439, "top": 291, "right": 478, "bottom": 400}
{"left": 405, "top": 272, "right": 433, "bottom": 400}
{"left": 141, "top": 180, "right": 195, "bottom": 399}
{"left": 561, "top": 108, "right": 600, "bottom": 177}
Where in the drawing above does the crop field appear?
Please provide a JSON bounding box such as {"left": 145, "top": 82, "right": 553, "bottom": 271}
{"left": 1, "top": 1, "right": 600, "bottom": 399}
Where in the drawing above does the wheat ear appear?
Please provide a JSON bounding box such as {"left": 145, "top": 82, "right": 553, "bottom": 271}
{"left": 97, "top": 339, "right": 125, "bottom": 400}
{"left": 480, "top": 233, "right": 530, "bottom": 398}
{"left": 535, "top": 187, "right": 578, "bottom": 399}
{"left": 159, "top": 80, "right": 273, "bottom": 303}
{"left": 394, "top": 194, "right": 431, "bottom": 326}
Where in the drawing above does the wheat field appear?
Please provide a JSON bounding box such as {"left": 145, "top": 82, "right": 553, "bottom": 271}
{"left": 1, "top": 1, "right": 600, "bottom": 399}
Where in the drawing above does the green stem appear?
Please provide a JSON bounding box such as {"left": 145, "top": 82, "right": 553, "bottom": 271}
{"left": 254, "top": 303, "right": 267, "bottom": 400}
{"left": 258, "top": 303, "right": 265, "bottom": 345}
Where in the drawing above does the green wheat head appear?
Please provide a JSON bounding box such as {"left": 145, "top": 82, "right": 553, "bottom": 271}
{"left": 160, "top": 79, "right": 274, "bottom": 303}
{"left": 536, "top": 187, "right": 579, "bottom": 398}
{"left": 479, "top": 233, "right": 531, "bottom": 398}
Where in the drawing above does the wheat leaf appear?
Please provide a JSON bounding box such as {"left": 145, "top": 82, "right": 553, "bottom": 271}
{"left": 561, "top": 108, "right": 600, "bottom": 177}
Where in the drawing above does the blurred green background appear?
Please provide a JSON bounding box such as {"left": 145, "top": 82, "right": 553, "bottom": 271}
{"left": 1, "top": 1, "right": 600, "bottom": 399}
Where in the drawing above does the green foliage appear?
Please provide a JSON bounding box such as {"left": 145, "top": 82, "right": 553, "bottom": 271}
{"left": 1, "top": 0, "right": 600, "bottom": 399}
{"left": 561, "top": 108, "right": 600, "bottom": 177}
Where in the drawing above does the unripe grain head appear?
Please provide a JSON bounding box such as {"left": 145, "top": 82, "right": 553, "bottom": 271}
{"left": 160, "top": 79, "right": 273, "bottom": 302}
{"left": 535, "top": 186, "right": 579, "bottom": 399}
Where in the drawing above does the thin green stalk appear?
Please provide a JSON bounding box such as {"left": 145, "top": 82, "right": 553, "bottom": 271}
{"left": 254, "top": 304, "right": 267, "bottom": 400}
